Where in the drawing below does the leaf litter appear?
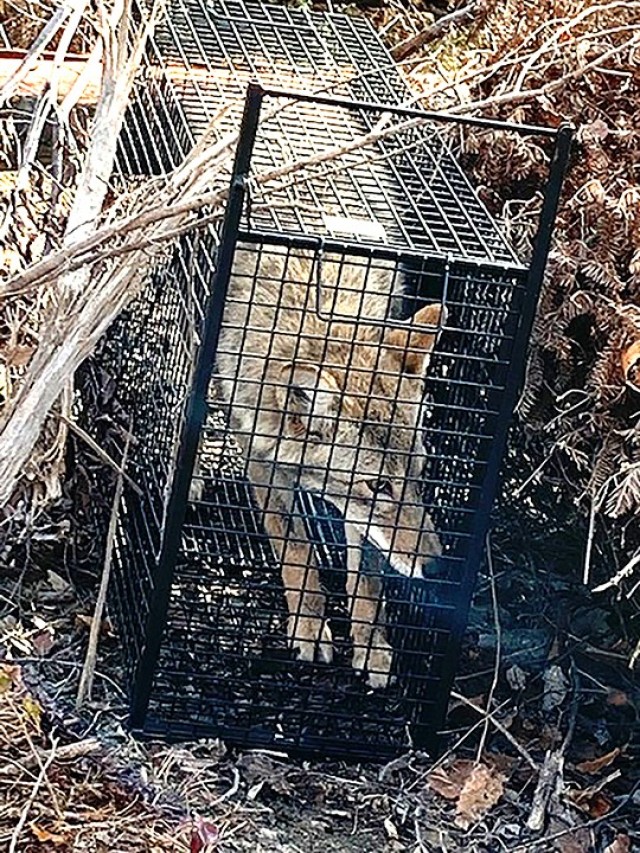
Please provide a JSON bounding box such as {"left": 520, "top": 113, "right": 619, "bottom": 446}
{"left": 2, "top": 0, "right": 640, "bottom": 850}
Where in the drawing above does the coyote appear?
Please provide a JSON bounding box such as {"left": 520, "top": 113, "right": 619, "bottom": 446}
{"left": 200, "top": 245, "right": 442, "bottom": 688}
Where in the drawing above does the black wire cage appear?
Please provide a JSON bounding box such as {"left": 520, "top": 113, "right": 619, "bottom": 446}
{"left": 90, "top": 0, "right": 572, "bottom": 759}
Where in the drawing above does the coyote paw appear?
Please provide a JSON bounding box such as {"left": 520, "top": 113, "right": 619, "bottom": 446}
{"left": 353, "top": 634, "right": 393, "bottom": 689}
{"left": 291, "top": 618, "right": 333, "bottom": 665}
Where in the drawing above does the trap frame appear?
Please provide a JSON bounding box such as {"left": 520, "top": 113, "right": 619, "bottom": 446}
{"left": 87, "top": 0, "right": 572, "bottom": 759}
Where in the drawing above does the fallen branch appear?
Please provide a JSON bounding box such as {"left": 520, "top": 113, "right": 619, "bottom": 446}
{"left": 8, "top": 734, "right": 60, "bottom": 853}
{"left": 392, "top": 1, "right": 481, "bottom": 62}
{"left": 0, "top": 4, "right": 72, "bottom": 104}
{"left": 526, "top": 748, "right": 565, "bottom": 832}
{"left": 76, "top": 430, "right": 131, "bottom": 708}
{"left": 0, "top": 53, "right": 101, "bottom": 103}
{"left": 0, "top": 1, "right": 160, "bottom": 507}
{"left": 450, "top": 691, "right": 539, "bottom": 771}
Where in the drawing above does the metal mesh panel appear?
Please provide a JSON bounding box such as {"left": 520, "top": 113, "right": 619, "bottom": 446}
{"left": 118, "top": 0, "right": 518, "bottom": 263}
{"left": 84, "top": 0, "right": 571, "bottom": 757}
{"left": 89, "top": 226, "right": 217, "bottom": 692}
{"left": 137, "top": 242, "right": 528, "bottom": 756}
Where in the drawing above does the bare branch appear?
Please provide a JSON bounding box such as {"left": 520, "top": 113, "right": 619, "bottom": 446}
{"left": 76, "top": 430, "right": 131, "bottom": 708}
{"left": 0, "top": 3, "right": 71, "bottom": 104}
{"left": 392, "top": 1, "right": 481, "bottom": 63}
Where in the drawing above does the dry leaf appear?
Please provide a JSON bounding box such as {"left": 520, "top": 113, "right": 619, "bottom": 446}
{"left": 604, "top": 834, "right": 631, "bottom": 853}
{"left": 30, "top": 823, "right": 69, "bottom": 846}
{"left": 75, "top": 614, "right": 114, "bottom": 636}
{"left": 485, "top": 752, "right": 518, "bottom": 775}
{"left": 188, "top": 817, "right": 219, "bottom": 853}
{"left": 543, "top": 665, "right": 569, "bottom": 712}
{"left": 506, "top": 664, "right": 527, "bottom": 691}
{"left": 428, "top": 759, "right": 475, "bottom": 800}
{"left": 454, "top": 763, "right": 504, "bottom": 829}
{"left": 580, "top": 178, "right": 606, "bottom": 204}
{"left": 621, "top": 340, "right": 640, "bottom": 391}
{"left": 0, "top": 247, "right": 23, "bottom": 276}
{"left": 582, "top": 791, "right": 613, "bottom": 818}
{"left": 246, "top": 780, "right": 265, "bottom": 800}
{"left": 23, "top": 696, "right": 42, "bottom": 728}
{"left": 428, "top": 760, "right": 504, "bottom": 827}
{"left": 606, "top": 689, "right": 629, "bottom": 707}
{"left": 566, "top": 786, "right": 614, "bottom": 818}
{"left": 579, "top": 118, "right": 609, "bottom": 144}
{"left": 383, "top": 817, "right": 399, "bottom": 839}
{"left": 32, "top": 628, "right": 55, "bottom": 656}
{"left": 554, "top": 824, "right": 591, "bottom": 853}
{"left": 47, "top": 570, "right": 72, "bottom": 593}
{"left": 0, "top": 343, "right": 35, "bottom": 368}
{"left": 0, "top": 664, "right": 21, "bottom": 693}
{"left": 575, "top": 747, "right": 621, "bottom": 775}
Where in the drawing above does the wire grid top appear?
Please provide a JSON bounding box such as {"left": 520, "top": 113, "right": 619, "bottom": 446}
{"left": 133, "top": 0, "right": 520, "bottom": 264}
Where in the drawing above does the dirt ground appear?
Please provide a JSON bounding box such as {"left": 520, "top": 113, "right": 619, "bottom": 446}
{"left": 1, "top": 507, "right": 639, "bottom": 852}
{"left": 2, "top": 0, "right": 640, "bottom": 849}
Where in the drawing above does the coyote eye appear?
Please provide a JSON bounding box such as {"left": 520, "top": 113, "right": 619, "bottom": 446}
{"left": 366, "top": 479, "right": 393, "bottom": 498}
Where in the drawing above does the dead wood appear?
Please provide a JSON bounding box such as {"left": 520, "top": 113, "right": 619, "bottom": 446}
{"left": 526, "top": 748, "right": 565, "bottom": 832}
{"left": 391, "top": 0, "right": 482, "bottom": 62}
{"left": 75, "top": 431, "right": 131, "bottom": 708}
{"left": 0, "top": 53, "right": 101, "bottom": 103}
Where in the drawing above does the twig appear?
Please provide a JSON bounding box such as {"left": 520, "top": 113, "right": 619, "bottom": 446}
{"left": 526, "top": 662, "right": 578, "bottom": 833}
{"left": 60, "top": 413, "right": 142, "bottom": 496}
{"left": 591, "top": 547, "right": 640, "bottom": 593}
{"left": 76, "top": 430, "right": 131, "bottom": 708}
{"left": 392, "top": 1, "right": 481, "bottom": 62}
{"left": 53, "top": 737, "right": 102, "bottom": 761}
{"left": 582, "top": 499, "right": 597, "bottom": 586}
{"left": 8, "top": 734, "right": 59, "bottom": 853}
{"left": 409, "top": 4, "right": 640, "bottom": 110}
{"left": 515, "top": 780, "right": 640, "bottom": 851}
{"left": 404, "top": 696, "right": 516, "bottom": 796}
{"left": 476, "top": 531, "right": 501, "bottom": 761}
{"left": 526, "top": 748, "right": 565, "bottom": 832}
{"left": 16, "top": 0, "right": 88, "bottom": 191}
{"left": 0, "top": 737, "right": 101, "bottom": 775}
{"left": 447, "top": 31, "right": 640, "bottom": 114}
{"left": 0, "top": 4, "right": 71, "bottom": 104}
{"left": 511, "top": 4, "right": 637, "bottom": 92}
{"left": 59, "top": 39, "right": 104, "bottom": 122}
{"left": 451, "top": 690, "right": 539, "bottom": 770}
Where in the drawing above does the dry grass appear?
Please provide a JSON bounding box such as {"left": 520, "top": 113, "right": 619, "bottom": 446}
{"left": 1, "top": 0, "right": 639, "bottom": 849}
{"left": 360, "top": 0, "right": 640, "bottom": 665}
{"left": 0, "top": 664, "right": 190, "bottom": 852}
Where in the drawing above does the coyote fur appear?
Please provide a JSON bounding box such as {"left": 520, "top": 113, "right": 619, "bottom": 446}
{"left": 199, "top": 245, "right": 442, "bottom": 688}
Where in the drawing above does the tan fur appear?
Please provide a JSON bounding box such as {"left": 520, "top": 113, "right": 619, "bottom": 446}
{"left": 206, "top": 245, "right": 442, "bottom": 687}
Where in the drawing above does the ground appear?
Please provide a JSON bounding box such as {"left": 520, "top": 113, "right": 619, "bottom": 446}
{"left": 2, "top": 0, "right": 640, "bottom": 849}
{"left": 1, "top": 517, "right": 638, "bottom": 851}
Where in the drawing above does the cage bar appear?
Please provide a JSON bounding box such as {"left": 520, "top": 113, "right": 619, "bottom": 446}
{"left": 82, "top": 0, "right": 572, "bottom": 758}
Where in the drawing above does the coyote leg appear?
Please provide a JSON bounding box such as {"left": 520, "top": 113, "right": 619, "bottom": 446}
{"left": 260, "top": 498, "right": 332, "bottom": 664}
{"left": 345, "top": 524, "right": 393, "bottom": 689}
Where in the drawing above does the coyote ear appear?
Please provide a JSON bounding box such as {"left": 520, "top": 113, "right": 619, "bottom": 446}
{"left": 275, "top": 362, "right": 341, "bottom": 438}
{"left": 384, "top": 303, "right": 443, "bottom": 375}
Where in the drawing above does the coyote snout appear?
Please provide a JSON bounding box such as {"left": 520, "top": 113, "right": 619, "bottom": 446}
{"left": 210, "top": 246, "right": 443, "bottom": 688}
